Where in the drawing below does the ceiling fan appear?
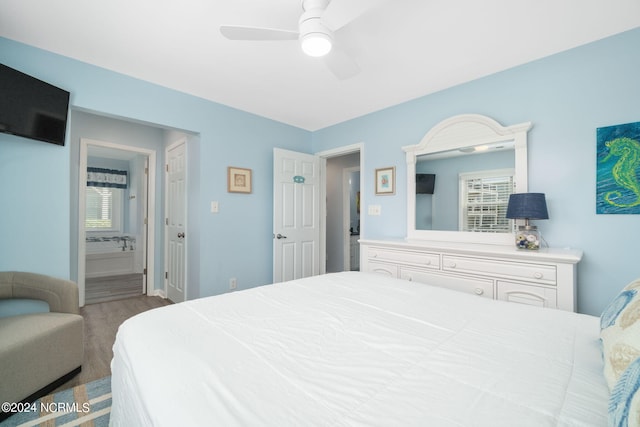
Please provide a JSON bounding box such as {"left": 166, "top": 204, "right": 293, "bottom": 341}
{"left": 220, "top": 0, "right": 389, "bottom": 80}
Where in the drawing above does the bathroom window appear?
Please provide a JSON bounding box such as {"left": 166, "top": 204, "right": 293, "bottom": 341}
{"left": 85, "top": 186, "right": 123, "bottom": 231}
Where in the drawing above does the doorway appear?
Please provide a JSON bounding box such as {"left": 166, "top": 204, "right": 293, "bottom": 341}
{"left": 271, "top": 144, "right": 363, "bottom": 280}
{"left": 77, "top": 138, "right": 157, "bottom": 306}
{"left": 319, "top": 144, "right": 363, "bottom": 273}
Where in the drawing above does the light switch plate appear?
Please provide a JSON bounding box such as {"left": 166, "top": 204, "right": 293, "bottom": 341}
{"left": 368, "top": 205, "right": 381, "bottom": 216}
{"left": 211, "top": 201, "right": 219, "bottom": 213}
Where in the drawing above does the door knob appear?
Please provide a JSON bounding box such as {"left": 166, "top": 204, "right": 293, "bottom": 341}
{"left": 276, "top": 233, "right": 287, "bottom": 239}
{"left": 177, "top": 232, "right": 185, "bottom": 238}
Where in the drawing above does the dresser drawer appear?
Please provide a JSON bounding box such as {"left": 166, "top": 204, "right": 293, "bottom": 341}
{"left": 368, "top": 247, "right": 439, "bottom": 269}
{"left": 365, "top": 261, "right": 398, "bottom": 277}
{"left": 442, "top": 255, "right": 556, "bottom": 285}
{"left": 497, "top": 281, "right": 557, "bottom": 308}
{"left": 400, "top": 267, "right": 494, "bottom": 299}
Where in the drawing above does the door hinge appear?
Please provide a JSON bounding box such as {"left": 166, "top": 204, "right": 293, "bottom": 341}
{"left": 165, "top": 218, "right": 169, "bottom": 226}
{"left": 143, "top": 268, "right": 147, "bottom": 275}
{"left": 144, "top": 217, "right": 148, "bottom": 225}
{"left": 165, "top": 272, "right": 168, "bottom": 279}
{"left": 166, "top": 164, "right": 169, "bottom": 172}
{"left": 145, "top": 167, "right": 148, "bottom": 175}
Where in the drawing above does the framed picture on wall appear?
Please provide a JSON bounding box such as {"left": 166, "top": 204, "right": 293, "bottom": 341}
{"left": 375, "top": 166, "right": 395, "bottom": 195}
{"left": 596, "top": 121, "right": 640, "bottom": 214}
{"left": 227, "top": 167, "right": 252, "bottom": 193}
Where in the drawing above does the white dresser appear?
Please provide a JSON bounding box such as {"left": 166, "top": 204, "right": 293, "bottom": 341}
{"left": 360, "top": 239, "right": 582, "bottom": 312}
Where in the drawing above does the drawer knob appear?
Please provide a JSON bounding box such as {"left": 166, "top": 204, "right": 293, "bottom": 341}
{"left": 448, "top": 262, "right": 456, "bottom": 268}
{"left": 534, "top": 272, "right": 543, "bottom": 279}
{"left": 474, "top": 288, "right": 484, "bottom": 295}
{"left": 424, "top": 260, "right": 431, "bottom": 265}
{"left": 407, "top": 276, "right": 413, "bottom": 281}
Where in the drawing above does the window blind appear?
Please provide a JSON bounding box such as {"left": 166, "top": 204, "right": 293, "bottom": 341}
{"left": 85, "top": 187, "right": 122, "bottom": 230}
{"left": 459, "top": 169, "right": 514, "bottom": 233}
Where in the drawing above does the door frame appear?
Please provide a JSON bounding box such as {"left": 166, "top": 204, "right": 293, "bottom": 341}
{"left": 78, "top": 138, "right": 157, "bottom": 306}
{"left": 316, "top": 143, "right": 364, "bottom": 275}
{"left": 164, "top": 138, "right": 188, "bottom": 301}
{"left": 342, "top": 166, "right": 360, "bottom": 270}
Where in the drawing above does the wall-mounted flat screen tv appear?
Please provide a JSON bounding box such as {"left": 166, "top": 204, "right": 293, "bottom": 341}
{"left": 0, "top": 64, "right": 70, "bottom": 146}
{"left": 416, "top": 173, "right": 436, "bottom": 194}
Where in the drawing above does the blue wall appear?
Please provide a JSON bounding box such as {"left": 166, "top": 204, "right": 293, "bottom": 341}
{"left": 0, "top": 37, "right": 311, "bottom": 298}
{"left": 312, "top": 28, "right": 640, "bottom": 315}
{"left": 2, "top": 27, "right": 639, "bottom": 315}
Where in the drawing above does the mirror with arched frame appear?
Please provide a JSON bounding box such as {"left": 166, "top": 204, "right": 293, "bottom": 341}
{"left": 403, "top": 114, "right": 532, "bottom": 245}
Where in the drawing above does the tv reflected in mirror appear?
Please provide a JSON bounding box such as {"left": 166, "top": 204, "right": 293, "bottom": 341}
{"left": 416, "top": 173, "right": 435, "bottom": 194}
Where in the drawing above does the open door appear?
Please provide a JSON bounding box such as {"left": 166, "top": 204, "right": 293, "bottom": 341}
{"left": 273, "top": 148, "right": 320, "bottom": 283}
{"left": 165, "top": 139, "right": 187, "bottom": 302}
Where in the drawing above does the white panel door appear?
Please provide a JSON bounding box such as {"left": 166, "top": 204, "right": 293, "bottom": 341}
{"left": 166, "top": 140, "right": 187, "bottom": 302}
{"left": 273, "top": 148, "right": 320, "bottom": 283}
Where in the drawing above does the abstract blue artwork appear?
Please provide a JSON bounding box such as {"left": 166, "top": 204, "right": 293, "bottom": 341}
{"left": 597, "top": 121, "right": 640, "bottom": 214}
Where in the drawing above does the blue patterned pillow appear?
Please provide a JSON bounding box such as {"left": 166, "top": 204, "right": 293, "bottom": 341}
{"left": 609, "top": 357, "right": 640, "bottom": 427}
{"left": 601, "top": 279, "right": 640, "bottom": 391}
{"left": 603, "top": 290, "right": 638, "bottom": 330}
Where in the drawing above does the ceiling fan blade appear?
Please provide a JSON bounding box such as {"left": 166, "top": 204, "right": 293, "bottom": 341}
{"left": 324, "top": 47, "right": 360, "bottom": 80}
{"left": 220, "top": 26, "right": 299, "bottom": 41}
{"left": 321, "top": 0, "right": 391, "bottom": 31}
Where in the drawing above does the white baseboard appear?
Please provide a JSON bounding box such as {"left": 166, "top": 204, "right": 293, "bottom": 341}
{"left": 149, "top": 288, "right": 166, "bottom": 298}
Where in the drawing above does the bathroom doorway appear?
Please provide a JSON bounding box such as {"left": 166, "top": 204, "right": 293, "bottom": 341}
{"left": 78, "top": 138, "right": 157, "bottom": 306}
{"left": 323, "top": 147, "right": 361, "bottom": 273}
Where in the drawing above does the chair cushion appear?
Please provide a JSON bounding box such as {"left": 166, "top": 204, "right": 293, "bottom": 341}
{"left": 0, "top": 313, "right": 84, "bottom": 404}
{"left": 0, "top": 299, "right": 49, "bottom": 319}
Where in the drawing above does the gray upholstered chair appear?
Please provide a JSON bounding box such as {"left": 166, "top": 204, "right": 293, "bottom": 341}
{"left": 0, "top": 272, "right": 84, "bottom": 418}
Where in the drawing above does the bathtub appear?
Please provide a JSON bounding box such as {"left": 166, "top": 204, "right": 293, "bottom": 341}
{"left": 85, "top": 235, "right": 141, "bottom": 278}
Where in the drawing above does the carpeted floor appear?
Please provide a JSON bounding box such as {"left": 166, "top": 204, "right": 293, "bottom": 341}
{"left": 0, "top": 376, "right": 111, "bottom": 427}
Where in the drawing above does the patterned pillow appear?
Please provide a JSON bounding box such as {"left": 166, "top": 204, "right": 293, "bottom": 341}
{"left": 601, "top": 278, "right": 640, "bottom": 391}
{"left": 609, "top": 357, "right": 640, "bottom": 427}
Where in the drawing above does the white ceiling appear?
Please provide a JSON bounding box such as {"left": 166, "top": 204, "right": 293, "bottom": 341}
{"left": 1, "top": 0, "right": 639, "bottom": 131}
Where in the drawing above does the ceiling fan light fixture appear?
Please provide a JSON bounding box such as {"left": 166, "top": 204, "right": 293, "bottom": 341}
{"left": 301, "top": 32, "right": 332, "bottom": 57}
{"left": 299, "top": 1, "right": 332, "bottom": 57}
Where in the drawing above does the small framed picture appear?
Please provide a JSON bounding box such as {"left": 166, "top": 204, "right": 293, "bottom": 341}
{"left": 227, "top": 167, "right": 252, "bottom": 193}
{"left": 375, "top": 167, "right": 395, "bottom": 195}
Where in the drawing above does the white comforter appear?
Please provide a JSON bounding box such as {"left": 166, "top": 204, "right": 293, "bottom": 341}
{"left": 110, "top": 272, "right": 608, "bottom": 426}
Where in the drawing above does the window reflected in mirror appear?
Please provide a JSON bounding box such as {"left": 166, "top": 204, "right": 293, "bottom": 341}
{"left": 460, "top": 170, "right": 514, "bottom": 233}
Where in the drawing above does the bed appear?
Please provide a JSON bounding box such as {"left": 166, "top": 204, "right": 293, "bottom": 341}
{"left": 110, "top": 271, "right": 617, "bottom": 426}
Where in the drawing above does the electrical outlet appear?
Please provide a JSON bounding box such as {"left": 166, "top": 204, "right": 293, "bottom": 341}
{"left": 229, "top": 277, "right": 237, "bottom": 290}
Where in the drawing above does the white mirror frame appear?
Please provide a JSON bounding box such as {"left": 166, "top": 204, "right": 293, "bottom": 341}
{"left": 404, "top": 114, "right": 532, "bottom": 245}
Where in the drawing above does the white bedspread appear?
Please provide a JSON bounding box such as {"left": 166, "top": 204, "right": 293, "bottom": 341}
{"left": 110, "top": 272, "right": 608, "bottom": 426}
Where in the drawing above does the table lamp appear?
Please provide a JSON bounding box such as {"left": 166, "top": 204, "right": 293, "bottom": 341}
{"left": 506, "top": 193, "right": 549, "bottom": 250}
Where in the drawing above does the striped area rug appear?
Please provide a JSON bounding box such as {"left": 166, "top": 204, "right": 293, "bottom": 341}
{"left": 1, "top": 376, "right": 111, "bottom": 427}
